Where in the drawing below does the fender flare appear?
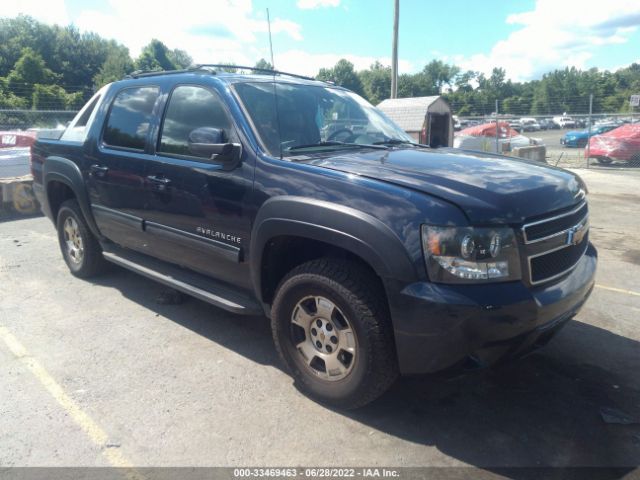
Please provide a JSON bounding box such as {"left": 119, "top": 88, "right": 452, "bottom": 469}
{"left": 43, "top": 156, "right": 102, "bottom": 238}
{"left": 250, "top": 196, "right": 416, "bottom": 302}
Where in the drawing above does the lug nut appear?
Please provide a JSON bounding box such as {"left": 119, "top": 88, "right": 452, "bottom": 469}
{"left": 326, "top": 345, "right": 333, "bottom": 353}
{"left": 311, "top": 328, "right": 317, "bottom": 336}
{"left": 316, "top": 341, "right": 322, "bottom": 349}
{"left": 326, "top": 323, "right": 333, "bottom": 331}
{"left": 330, "top": 336, "right": 338, "bottom": 344}
{"left": 316, "top": 319, "right": 322, "bottom": 327}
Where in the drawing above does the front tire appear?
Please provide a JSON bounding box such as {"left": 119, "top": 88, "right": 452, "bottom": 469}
{"left": 271, "top": 258, "right": 398, "bottom": 409}
{"left": 56, "top": 199, "right": 106, "bottom": 278}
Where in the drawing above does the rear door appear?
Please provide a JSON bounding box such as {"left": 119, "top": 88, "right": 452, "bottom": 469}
{"left": 87, "top": 85, "right": 160, "bottom": 251}
{"left": 142, "top": 84, "right": 254, "bottom": 290}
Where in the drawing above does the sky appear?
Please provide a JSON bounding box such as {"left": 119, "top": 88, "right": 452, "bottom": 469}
{"left": 3, "top": 0, "right": 640, "bottom": 82}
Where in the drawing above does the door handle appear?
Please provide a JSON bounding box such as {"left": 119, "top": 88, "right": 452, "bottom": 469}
{"left": 90, "top": 164, "right": 109, "bottom": 178}
{"left": 146, "top": 175, "right": 172, "bottom": 192}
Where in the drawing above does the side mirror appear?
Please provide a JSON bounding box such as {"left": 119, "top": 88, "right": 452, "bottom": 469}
{"left": 187, "top": 127, "right": 242, "bottom": 170}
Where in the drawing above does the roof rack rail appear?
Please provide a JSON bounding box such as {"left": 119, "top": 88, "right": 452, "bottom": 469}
{"left": 192, "top": 64, "right": 317, "bottom": 81}
{"left": 123, "top": 64, "right": 319, "bottom": 82}
{"left": 125, "top": 68, "right": 199, "bottom": 79}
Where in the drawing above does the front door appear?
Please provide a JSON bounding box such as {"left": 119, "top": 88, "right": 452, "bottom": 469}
{"left": 87, "top": 85, "right": 160, "bottom": 251}
{"left": 142, "top": 84, "right": 254, "bottom": 290}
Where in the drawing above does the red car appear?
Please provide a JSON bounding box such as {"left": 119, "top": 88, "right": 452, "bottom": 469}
{"left": 587, "top": 124, "right": 640, "bottom": 164}
{"left": 0, "top": 131, "right": 36, "bottom": 148}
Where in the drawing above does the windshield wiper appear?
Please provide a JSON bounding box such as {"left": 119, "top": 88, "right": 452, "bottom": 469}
{"left": 373, "top": 138, "right": 427, "bottom": 147}
{"left": 286, "top": 141, "right": 389, "bottom": 152}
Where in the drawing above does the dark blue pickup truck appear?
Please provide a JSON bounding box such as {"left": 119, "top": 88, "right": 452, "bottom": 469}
{"left": 31, "top": 66, "right": 596, "bottom": 408}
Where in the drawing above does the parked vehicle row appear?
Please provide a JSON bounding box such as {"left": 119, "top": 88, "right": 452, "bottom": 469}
{"left": 561, "top": 124, "right": 618, "bottom": 148}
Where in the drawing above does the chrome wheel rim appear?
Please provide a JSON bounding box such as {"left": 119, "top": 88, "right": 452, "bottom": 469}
{"left": 290, "top": 296, "right": 357, "bottom": 381}
{"left": 63, "top": 217, "right": 84, "bottom": 264}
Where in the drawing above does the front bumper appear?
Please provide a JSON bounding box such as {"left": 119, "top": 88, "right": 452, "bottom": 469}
{"left": 386, "top": 243, "right": 597, "bottom": 375}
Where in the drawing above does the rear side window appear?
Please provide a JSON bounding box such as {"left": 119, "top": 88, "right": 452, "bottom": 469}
{"left": 103, "top": 86, "right": 159, "bottom": 150}
{"left": 159, "top": 85, "right": 236, "bottom": 158}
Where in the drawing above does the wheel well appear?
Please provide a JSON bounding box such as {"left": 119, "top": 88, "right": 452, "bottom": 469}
{"left": 260, "top": 236, "right": 385, "bottom": 305}
{"left": 47, "top": 181, "right": 75, "bottom": 220}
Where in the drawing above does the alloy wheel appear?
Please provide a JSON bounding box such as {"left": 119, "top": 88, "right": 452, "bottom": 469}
{"left": 63, "top": 216, "right": 84, "bottom": 264}
{"left": 290, "top": 295, "right": 357, "bottom": 381}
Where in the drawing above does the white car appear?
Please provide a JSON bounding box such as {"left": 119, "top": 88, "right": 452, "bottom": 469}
{"left": 454, "top": 121, "right": 542, "bottom": 154}
{"left": 553, "top": 116, "right": 576, "bottom": 128}
{"left": 519, "top": 118, "right": 541, "bottom": 132}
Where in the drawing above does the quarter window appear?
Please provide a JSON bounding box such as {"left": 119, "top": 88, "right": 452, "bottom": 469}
{"left": 103, "top": 86, "right": 159, "bottom": 150}
{"left": 159, "top": 85, "right": 235, "bottom": 158}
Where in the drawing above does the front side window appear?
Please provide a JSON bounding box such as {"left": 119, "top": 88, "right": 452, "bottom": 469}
{"left": 234, "top": 82, "right": 413, "bottom": 157}
{"left": 103, "top": 86, "right": 159, "bottom": 150}
{"left": 159, "top": 85, "right": 236, "bottom": 158}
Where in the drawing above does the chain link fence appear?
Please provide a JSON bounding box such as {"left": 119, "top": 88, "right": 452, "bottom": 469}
{"left": 451, "top": 96, "right": 640, "bottom": 169}
{"left": 0, "top": 109, "right": 78, "bottom": 131}
{"left": 1, "top": 95, "right": 639, "bottom": 172}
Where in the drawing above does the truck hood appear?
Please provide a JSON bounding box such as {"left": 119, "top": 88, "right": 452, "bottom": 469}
{"left": 307, "top": 147, "right": 585, "bottom": 224}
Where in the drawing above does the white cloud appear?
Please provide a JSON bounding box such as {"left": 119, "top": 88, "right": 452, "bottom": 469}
{"left": 0, "top": 0, "right": 69, "bottom": 26}
{"left": 274, "top": 50, "right": 412, "bottom": 77}
{"left": 72, "top": 0, "right": 302, "bottom": 62}
{"left": 296, "top": 0, "right": 340, "bottom": 9}
{"left": 452, "top": 0, "right": 640, "bottom": 81}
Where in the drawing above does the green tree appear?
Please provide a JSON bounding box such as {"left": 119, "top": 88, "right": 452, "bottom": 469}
{"left": 254, "top": 58, "right": 274, "bottom": 71}
{"left": 358, "top": 61, "right": 390, "bottom": 104}
{"left": 422, "top": 60, "right": 460, "bottom": 93}
{"left": 94, "top": 50, "right": 134, "bottom": 88}
{"left": 0, "top": 77, "right": 29, "bottom": 108}
{"left": 32, "top": 84, "right": 83, "bottom": 110}
{"left": 7, "top": 47, "right": 58, "bottom": 99}
{"left": 317, "top": 59, "right": 364, "bottom": 96}
{"left": 168, "top": 48, "right": 192, "bottom": 69}
{"left": 135, "top": 39, "right": 177, "bottom": 71}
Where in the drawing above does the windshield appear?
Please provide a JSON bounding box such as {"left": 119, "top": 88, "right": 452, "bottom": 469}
{"left": 234, "top": 82, "right": 414, "bottom": 156}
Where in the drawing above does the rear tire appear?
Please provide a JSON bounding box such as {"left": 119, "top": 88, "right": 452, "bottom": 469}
{"left": 271, "top": 258, "right": 398, "bottom": 409}
{"left": 56, "top": 199, "right": 107, "bottom": 278}
{"left": 596, "top": 157, "right": 613, "bottom": 165}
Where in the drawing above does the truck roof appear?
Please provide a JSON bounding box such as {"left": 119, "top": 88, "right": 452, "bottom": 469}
{"left": 114, "top": 65, "right": 335, "bottom": 89}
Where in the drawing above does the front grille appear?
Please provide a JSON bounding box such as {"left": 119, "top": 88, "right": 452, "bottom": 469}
{"left": 529, "top": 232, "right": 589, "bottom": 284}
{"left": 522, "top": 201, "right": 590, "bottom": 285}
{"left": 524, "top": 202, "right": 588, "bottom": 242}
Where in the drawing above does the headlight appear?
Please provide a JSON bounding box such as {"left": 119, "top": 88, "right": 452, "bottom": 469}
{"left": 421, "top": 225, "right": 521, "bottom": 284}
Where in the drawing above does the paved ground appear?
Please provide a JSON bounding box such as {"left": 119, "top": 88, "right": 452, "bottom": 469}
{"left": 0, "top": 168, "right": 639, "bottom": 474}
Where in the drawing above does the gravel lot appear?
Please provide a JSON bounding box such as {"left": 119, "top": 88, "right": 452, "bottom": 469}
{"left": 0, "top": 168, "right": 639, "bottom": 474}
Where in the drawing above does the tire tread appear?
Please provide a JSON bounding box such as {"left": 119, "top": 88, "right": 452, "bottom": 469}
{"left": 272, "top": 257, "right": 398, "bottom": 409}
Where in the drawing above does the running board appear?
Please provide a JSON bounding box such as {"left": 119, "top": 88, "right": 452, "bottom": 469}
{"left": 101, "top": 245, "right": 262, "bottom": 316}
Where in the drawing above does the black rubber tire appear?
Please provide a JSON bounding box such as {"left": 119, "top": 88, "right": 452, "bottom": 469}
{"left": 271, "top": 258, "right": 398, "bottom": 409}
{"left": 596, "top": 157, "right": 613, "bottom": 164}
{"left": 56, "top": 199, "right": 107, "bottom": 278}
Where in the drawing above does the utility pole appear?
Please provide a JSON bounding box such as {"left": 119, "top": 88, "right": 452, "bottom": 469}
{"left": 390, "top": 0, "right": 399, "bottom": 98}
{"left": 267, "top": 8, "right": 275, "bottom": 70}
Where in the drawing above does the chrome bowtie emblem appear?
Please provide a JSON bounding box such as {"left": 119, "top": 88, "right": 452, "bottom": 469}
{"left": 566, "top": 223, "right": 586, "bottom": 246}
